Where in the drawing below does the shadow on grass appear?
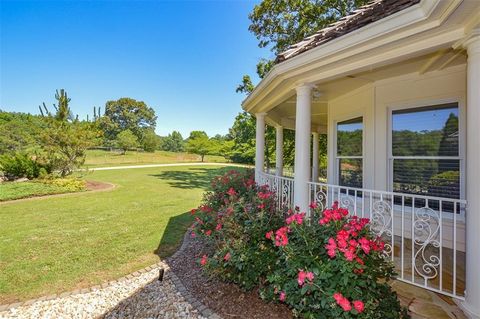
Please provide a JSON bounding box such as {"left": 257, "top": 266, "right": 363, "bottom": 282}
{"left": 153, "top": 166, "right": 248, "bottom": 258}
{"left": 149, "top": 166, "right": 239, "bottom": 189}
{"left": 154, "top": 211, "right": 194, "bottom": 259}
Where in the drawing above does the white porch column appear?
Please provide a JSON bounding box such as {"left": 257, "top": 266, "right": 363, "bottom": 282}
{"left": 294, "top": 84, "right": 313, "bottom": 213}
{"left": 312, "top": 132, "right": 319, "bottom": 182}
{"left": 462, "top": 30, "right": 480, "bottom": 319}
{"left": 275, "top": 125, "right": 284, "bottom": 176}
{"left": 255, "top": 113, "right": 267, "bottom": 182}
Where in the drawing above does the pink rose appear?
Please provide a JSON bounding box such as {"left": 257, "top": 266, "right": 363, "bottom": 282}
{"left": 340, "top": 298, "right": 352, "bottom": 311}
{"left": 227, "top": 187, "right": 236, "bottom": 196}
{"left": 353, "top": 300, "right": 364, "bottom": 313}
{"left": 200, "top": 255, "right": 208, "bottom": 266}
{"left": 306, "top": 271, "right": 314, "bottom": 281}
{"left": 224, "top": 252, "right": 231, "bottom": 261}
{"left": 279, "top": 291, "right": 286, "bottom": 302}
{"left": 297, "top": 270, "right": 307, "bottom": 286}
{"left": 275, "top": 227, "right": 289, "bottom": 247}
{"left": 333, "top": 292, "right": 343, "bottom": 302}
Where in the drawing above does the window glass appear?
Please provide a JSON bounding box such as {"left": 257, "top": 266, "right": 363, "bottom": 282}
{"left": 339, "top": 158, "right": 363, "bottom": 188}
{"left": 391, "top": 104, "right": 460, "bottom": 200}
{"left": 392, "top": 105, "right": 458, "bottom": 157}
{"left": 337, "top": 117, "right": 363, "bottom": 188}
{"left": 393, "top": 159, "right": 459, "bottom": 198}
{"left": 337, "top": 117, "right": 363, "bottom": 156}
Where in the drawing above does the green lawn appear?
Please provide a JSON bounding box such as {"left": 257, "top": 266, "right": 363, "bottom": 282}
{"left": 0, "top": 165, "right": 240, "bottom": 303}
{"left": 84, "top": 149, "right": 227, "bottom": 168}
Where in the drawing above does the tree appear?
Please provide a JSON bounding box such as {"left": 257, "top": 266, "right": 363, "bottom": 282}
{"left": 116, "top": 130, "right": 139, "bottom": 154}
{"left": 36, "top": 90, "right": 101, "bottom": 176}
{"left": 237, "top": 0, "right": 369, "bottom": 93}
{"left": 228, "top": 112, "right": 256, "bottom": 163}
{"left": 162, "top": 131, "right": 185, "bottom": 152}
{"left": 103, "top": 98, "right": 157, "bottom": 141}
{"left": 186, "top": 135, "right": 212, "bottom": 162}
{"left": 141, "top": 128, "right": 159, "bottom": 152}
{"left": 249, "top": 0, "right": 368, "bottom": 55}
{"left": 188, "top": 130, "right": 208, "bottom": 140}
{"left": 41, "top": 120, "right": 100, "bottom": 176}
{"left": 38, "top": 89, "right": 74, "bottom": 121}
{"left": 0, "top": 111, "right": 45, "bottom": 154}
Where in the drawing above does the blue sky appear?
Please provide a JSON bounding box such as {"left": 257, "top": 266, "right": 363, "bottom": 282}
{"left": 0, "top": 0, "right": 269, "bottom": 137}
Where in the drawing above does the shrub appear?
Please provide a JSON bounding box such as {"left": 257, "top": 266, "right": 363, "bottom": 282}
{"left": 42, "top": 177, "right": 86, "bottom": 192}
{"left": 261, "top": 203, "right": 408, "bottom": 318}
{"left": 192, "top": 169, "right": 285, "bottom": 289}
{"left": 0, "top": 152, "right": 50, "bottom": 180}
{"left": 193, "top": 170, "right": 408, "bottom": 318}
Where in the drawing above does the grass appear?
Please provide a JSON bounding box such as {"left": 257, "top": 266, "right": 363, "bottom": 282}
{"left": 0, "top": 181, "right": 84, "bottom": 202}
{"left": 84, "top": 149, "right": 227, "bottom": 168}
{"left": 0, "top": 165, "right": 243, "bottom": 303}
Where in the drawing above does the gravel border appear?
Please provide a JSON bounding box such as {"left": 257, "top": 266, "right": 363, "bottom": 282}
{"left": 0, "top": 230, "right": 220, "bottom": 319}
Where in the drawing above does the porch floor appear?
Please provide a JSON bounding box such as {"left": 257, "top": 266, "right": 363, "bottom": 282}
{"left": 392, "top": 281, "right": 467, "bottom": 319}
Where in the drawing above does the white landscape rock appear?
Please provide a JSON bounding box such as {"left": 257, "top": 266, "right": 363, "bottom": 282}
{"left": 0, "top": 261, "right": 207, "bottom": 319}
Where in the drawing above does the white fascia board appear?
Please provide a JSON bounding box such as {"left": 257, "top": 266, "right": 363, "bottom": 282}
{"left": 242, "top": 0, "right": 450, "bottom": 113}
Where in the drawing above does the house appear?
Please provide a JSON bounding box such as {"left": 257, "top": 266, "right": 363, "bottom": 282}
{"left": 242, "top": 0, "right": 480, "bottom": 317}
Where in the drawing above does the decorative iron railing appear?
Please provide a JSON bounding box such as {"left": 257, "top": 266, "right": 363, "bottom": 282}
{"left": 257, "top": 171, "right": 294, "bottom": 210}
{"left": 256, "top": 171, "right": 466, "bottom": 299}
{"left": 308, "top": 181, "right": 466, "bottom": 300}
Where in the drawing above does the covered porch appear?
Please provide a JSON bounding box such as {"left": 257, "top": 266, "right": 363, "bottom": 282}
{"left": 243, "top": 1, "right": 480, "bottom": 317}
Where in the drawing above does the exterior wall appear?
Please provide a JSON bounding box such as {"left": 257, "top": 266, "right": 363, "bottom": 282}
{"left": 327, "top": 64, "right": 466, "bottom": 193}
{"left": 327, "top": 84, "right": 375, "bottom": 188}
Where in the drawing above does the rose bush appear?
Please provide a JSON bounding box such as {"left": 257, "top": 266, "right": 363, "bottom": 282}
{"left": 192, "top": 170, "right": 408, "bottom": 318}
{"left": 261, "top": 203, "right": 408, "bottom": 318}
{"left": 191, "top": 169, "right": 285, "bottom": 289}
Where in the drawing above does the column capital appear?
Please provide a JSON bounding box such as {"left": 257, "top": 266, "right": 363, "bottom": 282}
{"left": 463, "top": 28, "right": 480, "bottom": 55}
{"left": 255, "top": 112, "right": 267, "bottom": 119}
{"left": 295, "top": 83, "right": 315, "bottom": 96}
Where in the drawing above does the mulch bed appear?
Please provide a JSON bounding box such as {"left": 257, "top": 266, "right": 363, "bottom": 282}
{"left": 85, "top": 180, "right": 114, "bottom": 191}
{"left": 166, "top": 235, "right": 293, "bottom": 319}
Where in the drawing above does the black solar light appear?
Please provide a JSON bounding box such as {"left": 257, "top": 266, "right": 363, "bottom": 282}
{"left": 158, "top": 268, "right": 164, "bottom": 281}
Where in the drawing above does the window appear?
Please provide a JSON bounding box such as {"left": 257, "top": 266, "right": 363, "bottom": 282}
{"left": 390, "top": 103, "right": 460, "bottom": 200}
{"left": 336, "top": 117, "right": 363, "bottom": 188}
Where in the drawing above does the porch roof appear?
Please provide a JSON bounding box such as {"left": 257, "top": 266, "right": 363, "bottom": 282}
{"left": 276, "top": 0, "right": 420, "bottom": 63}
{"left": 242, "top": 0, "right": 478, "bottom": 117}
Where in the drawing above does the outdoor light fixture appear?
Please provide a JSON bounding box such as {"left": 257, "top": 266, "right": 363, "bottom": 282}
{"left": 158, "top": 268, "right": 164, "bottom": 281}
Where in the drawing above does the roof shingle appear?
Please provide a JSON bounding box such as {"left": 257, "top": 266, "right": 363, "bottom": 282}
{"left": 275, "top": 0, "right": 421, "bottom": 63}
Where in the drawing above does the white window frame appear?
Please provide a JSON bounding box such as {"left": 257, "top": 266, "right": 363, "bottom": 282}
{"left": 334, "top": 115, "right": 365, "bottom": 188}
{"left": 387, "top": 98, "right": 466, "bottom": 200}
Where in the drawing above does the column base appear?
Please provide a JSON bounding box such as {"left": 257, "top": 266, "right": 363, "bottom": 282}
{"left": 455, "top": 299, "right": 480, "bottom": 319}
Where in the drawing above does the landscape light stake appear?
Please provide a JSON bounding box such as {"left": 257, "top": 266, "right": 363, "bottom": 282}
{"left": 158, "top": 268, "right": 164, "bottom": 281}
